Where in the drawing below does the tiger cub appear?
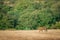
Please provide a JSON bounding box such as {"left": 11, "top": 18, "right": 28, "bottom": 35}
{"left": 38, "top": 27, "right": 47, "bottom": 32}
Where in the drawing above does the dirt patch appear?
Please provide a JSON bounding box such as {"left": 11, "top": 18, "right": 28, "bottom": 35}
{"left": 0, "top": 29, "right": 60, "bottom": 40}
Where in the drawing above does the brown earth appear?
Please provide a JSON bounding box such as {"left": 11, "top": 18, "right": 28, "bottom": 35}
{"left": 0, "top": 29, "right": 60, "bottom": 40}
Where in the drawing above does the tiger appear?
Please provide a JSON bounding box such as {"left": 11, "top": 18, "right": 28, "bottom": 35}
{"left": 37, "top": 27, "right": 47, "bottom": 32}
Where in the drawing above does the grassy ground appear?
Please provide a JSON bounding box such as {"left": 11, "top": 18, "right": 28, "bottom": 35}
{"left": 0, "top": 29, "right": 60, "bottom": 40}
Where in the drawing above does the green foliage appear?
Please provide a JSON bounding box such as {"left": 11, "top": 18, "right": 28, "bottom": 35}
{"left": 13, "top": 0, "right": 60, "bottom": 30}
{"left": 0, "top": 0, "right": 16, "bottom": 30}
{"left": 0, "top": 0, "right": 60, "bottom": 30}
{"left": 51, "top": 21, "right": 60, "bottom": 29}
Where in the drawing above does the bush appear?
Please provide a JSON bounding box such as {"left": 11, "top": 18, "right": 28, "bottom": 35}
{"left": 51, "top": 21, "right": 60, "bottom": 29}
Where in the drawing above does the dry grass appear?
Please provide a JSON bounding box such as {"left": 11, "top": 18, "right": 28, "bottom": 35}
{"left": 0, "top": 29, "right": 60, "bottom": 40}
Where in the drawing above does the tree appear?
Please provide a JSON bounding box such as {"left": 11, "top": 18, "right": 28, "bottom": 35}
{"left": 11, "top": 0, "right": 60, "bottom": 30}
{"left": 0, "top": 0, "right": 16, "bottom": 30}
{"left": 0, "top": 0, "right": 60, "bottom": 30}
